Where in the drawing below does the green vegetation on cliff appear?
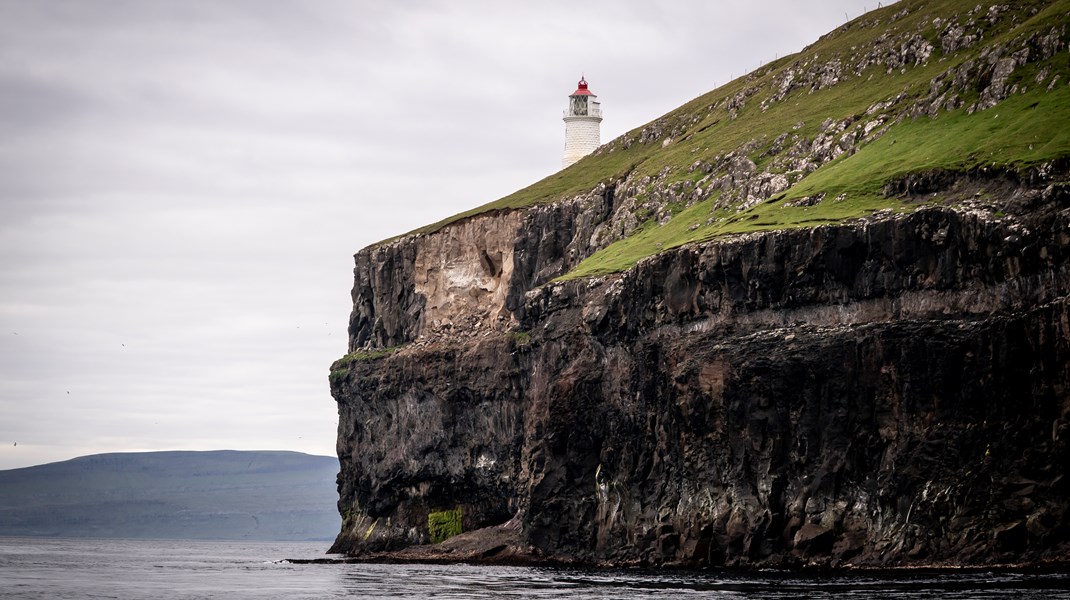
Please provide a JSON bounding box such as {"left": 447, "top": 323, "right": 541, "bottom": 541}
{"left": 330, "top": 346, "right": 407, "bottom": 383}
{"left": 428, "top": 508, "right": 463, "bottom": 543}
{"left": 401, "top": 0, "right": 1070, "bottom": 279}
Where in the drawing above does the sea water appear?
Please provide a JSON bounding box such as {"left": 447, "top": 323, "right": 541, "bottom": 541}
{"left": 1, "top": 537, "right": 1069, "bottom": 599}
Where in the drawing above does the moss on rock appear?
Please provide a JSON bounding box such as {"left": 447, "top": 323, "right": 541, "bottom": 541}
{"left": 428, "top": 508, "right": 463, "bottom": 544}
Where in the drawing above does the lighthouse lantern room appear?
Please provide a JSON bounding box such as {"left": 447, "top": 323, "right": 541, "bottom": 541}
{"left": 562, "top": 76, "right": 602, "bottom": 168}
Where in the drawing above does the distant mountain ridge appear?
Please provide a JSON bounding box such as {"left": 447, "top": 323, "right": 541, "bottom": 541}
{"left": 0, "top": 450, "right": 339, "bottom": 541}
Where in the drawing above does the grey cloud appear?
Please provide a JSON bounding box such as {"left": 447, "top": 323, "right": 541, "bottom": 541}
{"left": 0, "top": 73, "right": 100, "bottom": 138}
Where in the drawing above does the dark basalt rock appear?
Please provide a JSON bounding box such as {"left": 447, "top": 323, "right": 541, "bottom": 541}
{"left": 329, "top": 0, "right": 1070, "bottom": 566}
{"left": 329, "top": 178, "right": 1070, "bottom": 568}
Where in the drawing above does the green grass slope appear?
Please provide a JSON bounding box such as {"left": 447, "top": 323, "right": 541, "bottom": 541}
{"left": 402, "top": 0, "right": 1070, "bottom": 279}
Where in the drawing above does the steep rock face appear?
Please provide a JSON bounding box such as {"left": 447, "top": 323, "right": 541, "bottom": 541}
{"left": 347, "top": 185, "right": 620, "bottom": 351}
{"left": 332, "top": 336, "right": 526, "bottom": 553}
{"left": 508, "top": 183, "right": 620, "bottom": 312}
{"left": 412, "top": 211, "right": 524, "bottom": 335}
{"left": 516, "top": 298, "right": 1069, "bottom": 567}
{"left": 329, "top": 178, "right": 1070, "bottom": 567}
{"left": 331, "top": 0, "right": 1070, "bottom": 567}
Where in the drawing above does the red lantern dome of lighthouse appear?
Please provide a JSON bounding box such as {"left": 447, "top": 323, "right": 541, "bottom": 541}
{"left": 571, "top": 76, "right": 594, "bottom": 96}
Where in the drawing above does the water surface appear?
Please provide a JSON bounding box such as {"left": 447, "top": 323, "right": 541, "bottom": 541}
{"left": 1, "top": 537, "right": 1068, "bottom": 599}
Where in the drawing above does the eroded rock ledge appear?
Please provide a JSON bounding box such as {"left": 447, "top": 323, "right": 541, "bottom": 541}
{"left": 329, "top": 174, "right": 1070, "bottom": 569}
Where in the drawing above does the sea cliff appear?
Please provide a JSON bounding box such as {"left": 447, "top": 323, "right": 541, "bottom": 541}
{"left": 329, "top": 0, "right": 1070, "bottom": 568}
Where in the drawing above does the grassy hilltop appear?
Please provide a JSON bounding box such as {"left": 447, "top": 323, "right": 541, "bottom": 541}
{"left": 404, "top": 0, "right": 1070, "bottom": 279}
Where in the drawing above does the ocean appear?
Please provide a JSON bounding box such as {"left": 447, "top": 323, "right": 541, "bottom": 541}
{"left": 1, "top": 537, "right": 1068, "bottom": 599}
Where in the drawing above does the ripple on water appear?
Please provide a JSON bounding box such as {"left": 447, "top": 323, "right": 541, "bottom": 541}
{"left": 1, "top": 538, "right": 1069, "bottom": 599}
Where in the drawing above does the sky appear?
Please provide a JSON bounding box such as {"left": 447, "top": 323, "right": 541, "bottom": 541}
{"left": 0, "top": 0, "right": 881, "bottom": 471}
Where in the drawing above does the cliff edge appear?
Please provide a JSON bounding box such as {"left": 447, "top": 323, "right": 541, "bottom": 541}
{"left": 329, "top": 0, "right": 1070, "bottom": 568}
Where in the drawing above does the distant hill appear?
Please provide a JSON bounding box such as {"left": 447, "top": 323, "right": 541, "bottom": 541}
{"left": 0, "top": 450, "right": 339, "bottom": 541}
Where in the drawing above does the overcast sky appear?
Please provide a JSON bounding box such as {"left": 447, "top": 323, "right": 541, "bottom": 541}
{"left": 0, "top": 0, "right": 879, "bottom": 470}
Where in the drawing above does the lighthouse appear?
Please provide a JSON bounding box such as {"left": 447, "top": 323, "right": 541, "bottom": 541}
{"left": 562, "top": 76, "right": 602, "bottom": 168}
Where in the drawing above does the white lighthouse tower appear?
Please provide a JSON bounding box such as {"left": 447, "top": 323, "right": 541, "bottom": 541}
{"left": 562, "top": 76, "right": 602, "bottom": 168}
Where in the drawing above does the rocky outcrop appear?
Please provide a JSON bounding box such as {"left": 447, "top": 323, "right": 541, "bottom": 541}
{"left": 329, "top": 0, "right": 1070, "bottom": 569}
{"left": 510, "top": 200, "right": 1070, "bottom": 568}
{"left": 346, "top": 211, "right": 526, "bottom": 350}
{"left": 329, "top": 174, "right": 1070, "bottom": 567}
{"left": 347, "top": 183, "right": 624, "bottom": 351}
